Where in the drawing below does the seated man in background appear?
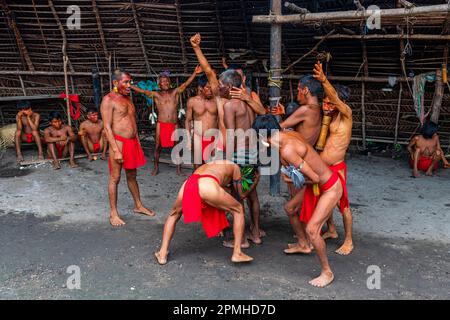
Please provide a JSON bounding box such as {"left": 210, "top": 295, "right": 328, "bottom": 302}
{"left": 79, "top": 107, "right": 108, "bottom": 161}
{"left": 15, "top": 100, "right": 44, "bottom": 163}
{"left": 44, "top": 111, "right": 78, "bottom": 169}
{"left": 408, "top": 120, "right": 450, "bottom": 177}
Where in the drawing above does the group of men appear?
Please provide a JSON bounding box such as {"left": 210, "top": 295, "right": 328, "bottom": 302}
{"left": 14, "top": 31, "right": 449, "bottom": 288}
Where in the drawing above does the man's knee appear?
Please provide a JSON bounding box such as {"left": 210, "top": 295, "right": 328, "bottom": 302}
{"left": 109, "top": 174, "right": 121, "bottom": 184}
{"left": 15, "top": 130, "right": 22, "bottom": 138}
{"left": 284, "top": 203, "right": 297, "bottom": 217}
{"left": 434, "top": 150, "right": 441, "bottom": 160}
{"left": 125, "top": 169, "right": 137, "bottom": 180}
{"left": 306, "top": 223, "right": 320, "bottom": 240}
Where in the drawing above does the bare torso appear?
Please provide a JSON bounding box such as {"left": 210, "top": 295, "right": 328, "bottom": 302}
{"left": 295, "top": 104, "right": 322, "bottom": 146}
{"left": 80, "top": 120, "right": 103, "bottom": 143}
{"left": 414, "top": 135, "right": 438, "bottom": 157}
{"left": 280, "top": 131, "right": 332, "bottom": 185}
{"left": 224, "top": 98, "right": 255, "bottom": 150}
{"left": 105, "top": 92, "right": 137, "bottom": 139}
{"left": 189, "top": 96, "right": 218, "bottom": 136}
{"left": 320, "top": 113, "right": 353, "bottom": 166}
{"left": 154, "top": 90, "right": 179, "bottom": 123}
{"left": 44, "top": 125, "right": 71, "bottom": 143}
{"left": 194, "top": 160, "right": 237, "bottom": 186}
{"left": 19, "top": 113, "right": 39, "bottom": 134}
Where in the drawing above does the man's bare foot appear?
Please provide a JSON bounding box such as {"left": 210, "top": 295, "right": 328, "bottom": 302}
{"left": 154, "top": 251, "right": 168, "bottom": 265}
{"left": 231, "top": 252, "right": 253, "bottom": 263}
{"left": 425, "top": 170, "right": 434, "bottom": 176}
{"left": 17, "top": 155, "right": 24, "bottom": 164}
{"left": 110, "top": 215, "right": 126, "bottom": 227}
{"left": 259, "top": 229, "right": 267, "bottom": 237}
{"left": 223, "top": 239, "right": 250, "bottom": 249}
{"left": 176, "top": 167, "right": 183, "bottom": 176}
{"left": 335, "top": 242, "right": 354, "bottom": 255}
{"left": 53, "top": 161, "right": 61, "bottom": 170}
{"left": 322, "top": 230, "right": 338, "bottom": 240}
{"left": 309, "top": 271, "right": 334, "bottom": 288}
{"left": 100, "top": 154, "right": 107, "bottom": 161}
{"left": 69, "top": 161, "right": 78, "bottom": 168}
{"left": 38, "top": 154, "right": 44, "bottom": 161}
{"left": 151, "top": 167, "right": 159, "bottom": 176}
{"left": 412, "top": 170, "right": 420, "bottom": 178}
{"left": 217, "top": 231, "right": 224, "bottom": 237}
{"left": 134, "top": 206, "right": 156, "bottom": 217}
{"left": 284, "top": 243, "right": 312, "bottom": 254}
{"left": 88, "top": 155, "right": 94, "bottom": 162}
{"left": 247, "top": 232, "right": 262, "bottom": 245}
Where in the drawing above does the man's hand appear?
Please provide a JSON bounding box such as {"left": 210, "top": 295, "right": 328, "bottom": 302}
{"left": 194, "top": 65, "right": 203, "bottom": 75}
{"left": 114, "top": 151, "right": 124, "bottom": 164}
{"left": 313, "top": 61, "right": 326, "bottom": 83}
{"left": 230, "top": 87, "right": 250, "bottom": 102}
{"left": 190, "top": 33, "right": 201, "bottom": 48}
{"left": 281, "top": 173, "right": 293, "bottom": 184}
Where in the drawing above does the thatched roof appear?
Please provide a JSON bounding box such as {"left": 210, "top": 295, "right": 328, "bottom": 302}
{"left": 0, "top": 0, "right": 449, "bottom": 145}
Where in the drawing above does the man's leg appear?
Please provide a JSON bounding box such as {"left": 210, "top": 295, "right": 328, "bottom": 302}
{"left": 108, "top": 147, "right": 125, "bottom": 226}
{"left": 15, "top": 130, "right": 23, "bottom": 163}
{"left": 125, "top": 169, "right": 155, "bottom": 217}
{"left": 68, "top": 141, "right": 78, "bottom": 168}
{"left": 284, "top": 188, "right": 312, "bottom": 254}
{"left": 31, "top": 130, "right": 44, "bottom": 160}
{"left": 335, "top": 207, "right": 353, "bottom": 255}
{"left": 152, "top": 123, "right": 161, "bottom": 176}
{"left": 47, "top": 143, "right": 61, "bottom": 170}
{"left": 155, "top": 182, "right": 185, "bottom": 265}
{"left": 412, "top": 147, "right": 421, "bottom": 178}
{"left": 80, "top": 135, "right": 93, "bottom": 161}
{"left": 425, "top": 150, "right": 441, "bottom": 176}
{"left": 202, "top": 184, "right": 253, "bottom": 263}
{"left": 247, "top": 188, "right": 262, "bottom": 244}
{"left": 306, "top": 183, "right": 342, "bottom": 288}
{"left": 101, "top": 135, "right": 108, "bottom": 160}
{"left": 323, "top": 216, "right": 339, "bottom": 240}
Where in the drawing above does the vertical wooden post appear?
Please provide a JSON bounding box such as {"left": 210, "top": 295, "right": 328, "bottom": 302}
{"left": 431, "top": 68, "right": 443, "bottom": 124}
{"left": 269, "top": 0, "right": 282, "bottom": 196}
{"left": 394, "top": 83, "right": 403, "bottom": 144}
{"left": 360, "top": 25, "right": 369, "bottom": 150}
{"left": 63, "top": 55, "right": 71, "bottom": 127}
{"left": 108, "top": 53, "right": 112, "bottom": 91}
{"left": 18, "top": 75, "right": 27, "bottom": 96}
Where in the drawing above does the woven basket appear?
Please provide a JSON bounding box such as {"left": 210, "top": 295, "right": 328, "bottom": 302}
{"left": 0, "top": 124, "right": 17, "bottom": 150}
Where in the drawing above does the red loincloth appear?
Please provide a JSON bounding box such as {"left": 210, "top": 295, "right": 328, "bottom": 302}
{"left": 92, "top": 142, "right": 101, "bottom": 153}
{"left": 55, "top": 143, "right": 65, "bottom": 158}
{"left": 300, "top": 172, "right": 340, "bottom": 224}
{"left": 25, "top": 133, "right": 33, "bottom": 143}
{"left": 329, "top": 162, "right": 349, "bottom": 214}
{"left": 201, "top": 136, "right": 215, "bottom": 162}
{"left": 182, "top": 174, "right": 229, "bottom": 238}
{"left": 409, "top": 156, "right": 439, "bottom": 172}
{"left": 108, "top": 135, "right": 146, "bottom": 173}
{"left": 158, "top": 121, "right": 176, "bottom": 148}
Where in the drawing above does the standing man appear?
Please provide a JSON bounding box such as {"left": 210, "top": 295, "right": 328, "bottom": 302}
{"left": 185, "top": 75, "right": 218, "bottom": 166}
{"left": 43, "top": 111, "right": 78, "bottom": 170}
{"left": 78, "top": 106, "right": 108, "bottom": 161}
{"left": 131, "top": 66, "right": 202, "bottom": 176}
{"left": 101, "top": 69, "right": 155, "bottom": 227}
{"left": 15, "top": 100, "right": 44, "bottom": 163}
{"left": 190, "top": 33, "right": 263, "bottom": 246}
{"left": 311, "top": 62, "right": 354, "bottom": 255}
{"left": 253, "top": 115, "right": 343, "bottom": 288}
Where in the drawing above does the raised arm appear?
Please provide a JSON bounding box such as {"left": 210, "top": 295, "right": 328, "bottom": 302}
{"left": 313, "top": 62, "right": 352, "bottom": 119}
{"left": 190, "top": 33, "right": 219, "bottom": 94}
{"left": 100, "top": 96, "right": 121, "bottom": 161}
{"left": 185, "top": 97, "right": 195, "bottom": 146}
{"left": 280, "top": 106, "right": 307, "bottom": 130}
{"left": 177, "top": 65, "right": 202, "bottom": 94}
{"left": 130, "top": 85, "right": 157, "bottom": 98}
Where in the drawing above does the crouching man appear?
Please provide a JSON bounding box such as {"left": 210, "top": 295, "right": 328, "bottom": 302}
{"left": 155, "top": 159, "right": 255, "bottom": 265}
{"left": 15, "top": 100, "right": 44, "bottom": 163}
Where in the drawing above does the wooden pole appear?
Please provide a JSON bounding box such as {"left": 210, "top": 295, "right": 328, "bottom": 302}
{"left": 63, "top": 55, "right": 71, "bottom": 127}
{"left": 361, "top": 25, "right": 369, "bottom": 150}
{"left": 252, "top": 4, "right": 450, "bottom": 24}
{"left": 314, "top": 34, "right": 450, "bottom": 40}
{"left": 430, "top": 69, "right": 443, "bottom": 124}
{"left": 18, "top": 75, "right": 27, "bottom": 96}
{"left": 269, "top": 0, "right": 282, "bottom": 196}
{"left": 394, "top": 83, "right": 403, "bottom": 144}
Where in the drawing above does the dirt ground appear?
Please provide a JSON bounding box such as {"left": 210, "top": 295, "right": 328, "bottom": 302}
{"left": 0, "top": 148, "right": 449, "bottom": 299}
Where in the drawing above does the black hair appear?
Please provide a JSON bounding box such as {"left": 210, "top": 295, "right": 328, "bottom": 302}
{"left": 252, "top": 115, "right": 281, "bottom": 137}
{"left": 197, "top": 74, "right": 208, "bottom": 88}
{"left": 335, "top": 84, "right": 350, "bottom": 102}
{"left": 17, "top": 100, "right": 31, "bottom": 110}
{"left": 48, "top": 111, "right": 62, "bottom": 122}
{"left": 87, "top": 106, "right": 98, "bottom": 113}
{"left": 219, "top": 69, "right": 242, "bottom": 88}
{"left": 421, "top": 121, "right": 438, "bottom": 139}
{"left": 112, "top": 69, "right": 131, "bottom": 81}
{"left": 285, "top": 101, "right": 300, "bottom": 118}
{"left": 298, "top": 75, "right": 323, "bottom": 98}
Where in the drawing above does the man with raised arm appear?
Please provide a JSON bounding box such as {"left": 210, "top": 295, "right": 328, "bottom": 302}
{"left": 101, "top": 70, "right": 155, "bottom": 227}
{"left": 131, "top": 66, "right": 202, "bottom": 176}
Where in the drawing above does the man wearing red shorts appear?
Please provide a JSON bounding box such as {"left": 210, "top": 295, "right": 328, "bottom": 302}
{"left": 78, "top": 106, "right": 108, "bottom": 161}
{"left": 101, "top": 69, "right": 155, "bottom": 227}
{"left": 131, "top": 66, "right": 202, "bottom": 176}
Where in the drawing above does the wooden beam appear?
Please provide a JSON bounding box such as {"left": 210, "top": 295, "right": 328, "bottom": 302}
{"left": 0, "top": 94, "right": 61, "bottom": 102}
{"left": 314, "top": 34, "right": 450, "bottom": 40}
{"left": 0, "top": 70, "right": 193, "bottom": 77}
{"left": 252, "top": 4, "right": 450, "bottom": 24}
{"left": 91, "top": 0, "right": 109, "bottom": 60}
{"left": 47, "top": 0, "right": 74, "bottom": 73}
{"left": 174, "top": 0, "right": 188, "bottom": 73}
{"left": 252, "top": 73, "right": 413, "bottom": 83}
{"left": 130, "top": 0, "right": 153, "bottom": 75}
{"left": 269, "top": 0, "right": 282, "bottom": 196}
{"left": 1, "top": 0, "right": 35, "bottom": 71}
{"left": 19, "top": 153, "right": 103, "bottom": 167}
